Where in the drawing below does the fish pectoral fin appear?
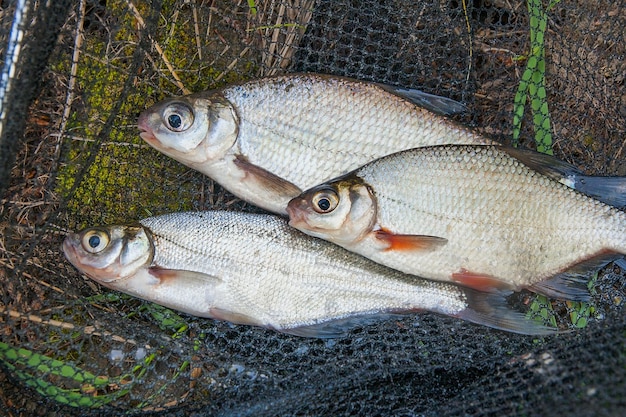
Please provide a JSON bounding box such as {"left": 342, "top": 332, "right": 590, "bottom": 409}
{"left": 528, "top": 253, "right": 622, "bottom": 301}
{"left": 233, "top": 154, "right": 302, "bottom": 198}
{"left": 282, "top": 314, "right": 403, "bottom": 338}
{"left": 375, "top": 230, "right": 447, "bottom": 252}
{"left": 377, "top": 83, "right": 468, "bottom": 116}
{"left": 457, "top": 288, "right": 558, "bottom": 335}
{"left": 148, "top": 267, "right": 222, "bottom": 284}
{"left": 451, "top": 269, "right": 514, "bottom": 293}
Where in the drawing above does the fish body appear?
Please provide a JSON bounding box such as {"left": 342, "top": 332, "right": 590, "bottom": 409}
{"left": 62, "top": 211, "right": 553, "bottom": 337}
{"left": 138, "top": 74, "right": 498, "bottom": 214}
{"left": 287, "top": 145, "right": 626, "bottom": 300}
{"left": 138, "top": 73, "right": 626, "bottom": 214}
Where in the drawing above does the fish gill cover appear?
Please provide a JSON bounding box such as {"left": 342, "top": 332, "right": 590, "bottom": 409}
{"left": 0, "top": 0, "right": 625, "bottom": 415}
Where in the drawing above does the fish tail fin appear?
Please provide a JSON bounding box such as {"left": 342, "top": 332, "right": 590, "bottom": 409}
{"left": 456, "top": 289, "right": 557, "bottom": 335}
{"left": 528, "top": 253, "right": 624, "bottom": 301}
{"left": 528, "top": 275, "right": 591, "bottom": 301}
{"left": 573, "top": 175, "right": 626, "bottom": 208}
{"left": 502, "top": 147, "right": 626, "bottom": 208}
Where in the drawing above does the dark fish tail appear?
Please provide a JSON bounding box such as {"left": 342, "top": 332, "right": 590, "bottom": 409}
{"left": 457, "top": 288, "right": 558, "bottom": 335}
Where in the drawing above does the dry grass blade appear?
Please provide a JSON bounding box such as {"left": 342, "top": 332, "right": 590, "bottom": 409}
{"left": 59, "top": 0, "right": 85, "bottom": 137}
{"left": 0, "top": 305, "right": 137, "bottom": 345}
{"left": 126, "top": 0, "right": 191, "bottom": 94}
{"left": 251, "top": 0, "right": 315, "bottom": 76}
{"left": 214, "top": 46, "right": 251, "bottom": 83}
{"left": 192, "top": 2, "right": 202, "bottom": 60}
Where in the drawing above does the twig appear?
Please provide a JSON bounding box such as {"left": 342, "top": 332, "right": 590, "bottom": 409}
{"left": 268, "top": 2, "right": 286, "bottom": 67}
{"left": 192, "top": 2, "right": 202, "bottom": 60}
{"left": 252, "top": 0, "right": 315, "bottom": 76}
{"left": 167, "top": 8, "right": 180, "bottom": 41}
{"left": 0, "top": 256, "right": 70, "bottom": 296}
{"left": 58, "top": 0, "right": 86, "bottom": 139}
{"left": 54, "top": 134, "right": 151, "bottom": 149}
{"left": 214, "top": 46, "right": 251, "bottom": 83}
{"left": 0, "top": 305, "right": 138, "bottom": 345}
{"left": 461, "top": 0, "right": 473, "bottom": 85}
{"left": 126, "top": 0, "right": 191, "bottom": 94}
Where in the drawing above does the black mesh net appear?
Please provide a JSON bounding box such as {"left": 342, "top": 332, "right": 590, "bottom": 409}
{"left": 1, "top": 0, "right": 624, "bottom": 415}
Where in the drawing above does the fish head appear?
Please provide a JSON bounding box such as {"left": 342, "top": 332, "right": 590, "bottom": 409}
{"left": 287, "top": 177, "right": 377, "bottom": 246}
{"left": 62, "top": 225, "right": 153, "bottom": 285}
{"left": 138, "top": 92, "right": 239, "bottom": 166}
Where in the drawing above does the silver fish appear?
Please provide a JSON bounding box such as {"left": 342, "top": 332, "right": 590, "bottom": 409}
{"left": 137, "top": 73, "right": 625, "bottom": 214}
{"left": 62, "top": 211, "right": 554, "bottom": 337}
{"left": 287, "top": 145, "right": 626, "bottom": 301}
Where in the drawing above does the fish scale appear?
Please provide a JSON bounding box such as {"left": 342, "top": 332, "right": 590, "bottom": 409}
{"left": 62, "top": 211, "right": 555, "bottom": 337}
{"left": 288, "top": 145, "right": 626, "bottom": 300}
{"left": 224, "top": 76, "right": 486, "bottom": 189}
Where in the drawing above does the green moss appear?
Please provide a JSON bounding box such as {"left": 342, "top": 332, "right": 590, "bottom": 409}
{"left": 55, "top": 1, "right": 256, "bottom": 225}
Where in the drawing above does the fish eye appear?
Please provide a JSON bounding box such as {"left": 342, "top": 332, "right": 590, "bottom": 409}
{"left": 163, "top": 103, "right": 194, "bottom": 132}
{"left": 81, "top": 230, "right": 110, "bottom": 254}
{"left": 312, "top": 189, "right": 339, "bottom": 214}
{"left": 168, "top": 114, "right": 182, "bottom": 129}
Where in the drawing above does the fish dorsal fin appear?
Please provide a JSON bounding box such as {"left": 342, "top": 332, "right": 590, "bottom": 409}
{"left": 374, "top": 229, "right": 448, "bottom": 252}
{"left": 376, "top": 83, "right": 468, "bottom": 116}
{"left": 529, "top": 253, "right": 622, "bottom": 301}
{"left": 502, "top": 147, "right": 626, "bottom": 208}
{"left": 502, "top": 146, "right": 584, "bottom": 181}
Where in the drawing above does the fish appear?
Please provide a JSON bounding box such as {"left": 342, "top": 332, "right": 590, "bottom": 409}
{"left": 137, "top": 73, "right": 626, "bottom": 215}
{"left": 287, "top": 145, "right": 626, "bottom": 301}
{"left": 62, "top": 211, "right": 555, "bottom": 337}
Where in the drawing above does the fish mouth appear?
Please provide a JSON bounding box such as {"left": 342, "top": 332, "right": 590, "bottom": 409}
{"left": 137, "top": 114, "right": 157, "bottom": 144}
{"left": 61, "top": 236, "right": 78, "bottom": 265}
{"left": 139, "top": 130, "right": 157, "bottom": 144}
{"left": 286, "top": 198, "right": 308, "bottom": 228}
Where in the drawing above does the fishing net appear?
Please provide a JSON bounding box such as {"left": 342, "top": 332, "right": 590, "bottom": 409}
{"left": 1, "top": 0, "right": 625, "bottom": 414}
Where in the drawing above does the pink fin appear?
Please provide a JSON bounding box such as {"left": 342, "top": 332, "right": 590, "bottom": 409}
{"left": 528, "top": 253, "right": 621, "bottom": 301}
{"left": 456, "top": 288, "right": 558, "bottom": 335}
{"left": 234, "top": 154, "right": 302, "bottom": 197}
{"left": 148, "top": 267, "right": 220, "bottom": 285}
{"left": 375, "top": 229, "right": 447, "bottom": 252}
{"left": 451, "top": 269, "right": 513, "bottom": 293}
{"left": 148, "top": 267, "right": 179, "bottom": 282}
